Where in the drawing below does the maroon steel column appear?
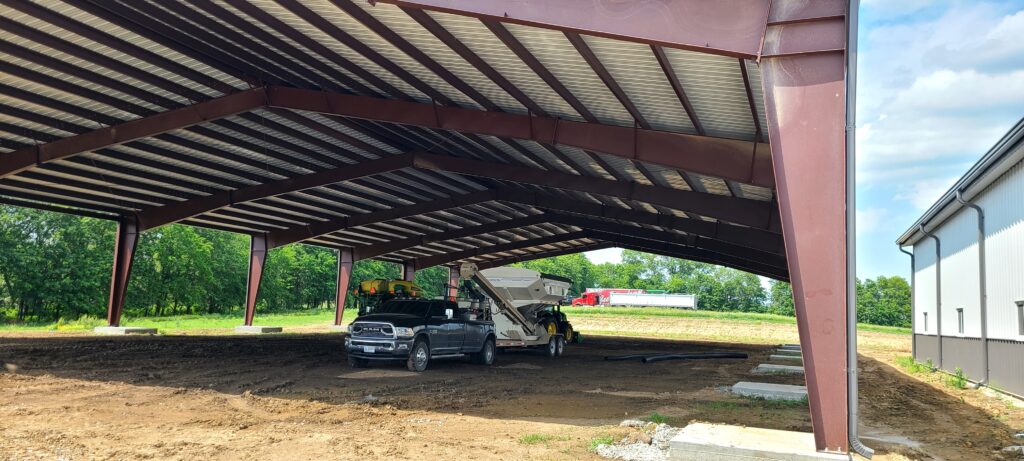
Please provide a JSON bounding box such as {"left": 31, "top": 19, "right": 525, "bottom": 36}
{"left": 243, "top": 234, "right": 268, "bottom": 327}
{"left": 762, "top": 51, "right": 849, "bottom": 452}
{"left": 335, "top": 248, "right": 354, "bottom": 326}
{"left": 401, "top": 261, "right": 416, "bottom": 282}
{"left": 447, "top": 266, "right": 459, "bottom": 300}
{"left": 106, "top": 216, "right": 140, "bottom": 327}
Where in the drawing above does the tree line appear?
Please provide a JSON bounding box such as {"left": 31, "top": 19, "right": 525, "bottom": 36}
{"left": 0, "top": 205, "right": 911, "bottom": 327}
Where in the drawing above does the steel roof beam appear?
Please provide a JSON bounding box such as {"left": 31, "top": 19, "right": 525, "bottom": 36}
{"left": 352, "top": 213, "right": 547, "bottom": 261}
{"left": 410, "top": 153, "right": 778, "bottom": 229}
{"left": 472, "top": 241, "right": 614, "bottom": 270}
{"left": 268, "top": 86, "right": 773, "bottom": 187}
{"left": 652, "top": 45, "right": 705, "bottom": 136}
{"left": 375, "top": 0, "right": 773, "bottom": 59}
{"left": 565, "top": 32, "right": 651, "bottom": 130}
{"left": 586, "top": 230, "right": 786, "bottom": 277}
{"left": 412, "top": 231, "right": 590, "bottom": 268}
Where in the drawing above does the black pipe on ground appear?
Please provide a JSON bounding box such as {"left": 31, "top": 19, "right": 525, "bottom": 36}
{"left": 603, "top": 354, "right": 649, "bottom": 361}
{"left": 640, "top": 352, "right": 748, "bottom": 363}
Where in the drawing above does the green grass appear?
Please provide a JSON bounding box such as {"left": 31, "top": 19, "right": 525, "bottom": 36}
{"left": 895, "top": 355, "right": 934, "bottom": 374}
{"left": 644, "top": 412, "right": 667, "bottom": 424}
{"left": 0, "top": 308, "right": 357, "bottom": 333}
{"left": 563, "top": 306, "right": 910, "bottom": 334}
{"left": 587, "top": 435, "right": 616, "bottom": 452}
{"left": 947, "top": 367, "right": 969, "bottom": 390}
{"left": 518, "top": 434, "right": 570, "bottom": 445}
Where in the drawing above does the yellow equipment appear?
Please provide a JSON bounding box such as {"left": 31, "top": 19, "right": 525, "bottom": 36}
{"left": 353, "top": 279, "right": 424, "bottom": 315}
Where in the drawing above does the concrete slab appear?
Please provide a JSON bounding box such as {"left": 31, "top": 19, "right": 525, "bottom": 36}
{"left": 731, "top": 381, "right": 808, "bottom": 401}
{"left": 327, "top": 325, "right": 348, "bottom": 332}
{"left": 775, "top": 349, "right": 803, "bottom": 356}
{"left": 752, "top": 363, "right": 805, "bottom": 375}
{"left": 234, "top": 326, "right": 283, "bottom": 334}
{"left": 779, "top": 344, "right": 801, "bottom": 351}
{"left": 770, "top": 354, "right": 804, "bottom": 362}
{"left": 670, "top": 423, "right": 849, "bottom": 461}
{"left": 93, "top": 326, "right": 157, "bottom": 335}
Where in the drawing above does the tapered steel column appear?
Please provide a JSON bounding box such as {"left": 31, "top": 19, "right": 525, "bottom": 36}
{"left": 401, "top": 261, "right": 416, "bottom": 282}
{"left": 335, "top": 248, "right": 354, "bottom": 326}
{"left": 243, "top": 234, "right": 268, "bottom": 327}
{"left": 761, "top": 51, "right": 849, "bottom": 453}
{"left": 106, "top": 216, "right": 140, "bottom": 327}
{"left": 447, "top": 266, "right": 460, "bottom": 300}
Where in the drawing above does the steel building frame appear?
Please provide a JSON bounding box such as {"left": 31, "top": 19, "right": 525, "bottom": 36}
{"left": 0, "top": 0, "right": 855, "bottom": 453}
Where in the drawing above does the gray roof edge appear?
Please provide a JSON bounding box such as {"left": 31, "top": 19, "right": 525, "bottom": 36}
{"left": 896, "top": 117, "right": 1024, "bottom": 246}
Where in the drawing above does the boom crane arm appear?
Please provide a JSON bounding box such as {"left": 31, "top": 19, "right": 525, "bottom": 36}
{"left": 459, "top": 263, "right": 535, "bottom": 335}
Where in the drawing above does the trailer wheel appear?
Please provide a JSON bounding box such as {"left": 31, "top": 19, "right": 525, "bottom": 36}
{"left": 472, "top": 337, "right": 496, "bottom": 365}
{"left": 555, "top": 336, "right": 565, "bottom": 356}
{"left": 407, "top": 339, "right": 430, "bottom": 372}
{"left": 545, "top": 336, "right": 558, "bottom": 358}
{"left": 347, "top": 355, "right": 368, "bottom": 368}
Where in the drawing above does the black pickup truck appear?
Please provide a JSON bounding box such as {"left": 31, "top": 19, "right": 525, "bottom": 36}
{"left": 345, "top": 298, "right": 496, "bottom": 372}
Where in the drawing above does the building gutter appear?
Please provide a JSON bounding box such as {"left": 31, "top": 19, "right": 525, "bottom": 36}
{"left": 845, "top": 0, "right": 872, "bottom": 457}
{"left": 955, "top": 190, "right": 989, "bottom": 386}
{"left": 918, "top": 225, "right": 942, "bottom": 370}
{"left": 898, "top": 246, "right": 915, "bottom": 358}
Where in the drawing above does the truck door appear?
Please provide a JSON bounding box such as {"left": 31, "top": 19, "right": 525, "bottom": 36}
{"left": 426, "top": 301, "right": 451, "bottom": 353}
{"left": 444, "top": 301, "right": 469, "bottom": 351}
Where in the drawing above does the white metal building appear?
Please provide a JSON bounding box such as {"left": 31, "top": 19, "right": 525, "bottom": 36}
{"left": 897, "top": 118, "right": 1024, "bottom": 397}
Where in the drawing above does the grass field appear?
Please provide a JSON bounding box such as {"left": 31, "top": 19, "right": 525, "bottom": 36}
{"left": 0, "top": 305, "right": 908, "bottom": 338}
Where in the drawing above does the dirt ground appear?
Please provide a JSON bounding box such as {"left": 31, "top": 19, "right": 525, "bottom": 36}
{"left": 1, "top": 329, "right": 1022, "bottom": 460}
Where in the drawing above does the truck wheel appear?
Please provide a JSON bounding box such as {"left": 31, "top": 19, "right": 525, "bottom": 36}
{"left": 545, "top": 336, "right": 558, "bottom": 358}
{"left": 347, "top": 355, "right": 368, "bottom": 368}
{"left": 407, "top": 339, "right": 430, "bottom": 372}
{"left": 473, "top": 337, "right": 496, "bottom": 365}
{"left": 555, "top": 336, "right": 565, "bottom": 356}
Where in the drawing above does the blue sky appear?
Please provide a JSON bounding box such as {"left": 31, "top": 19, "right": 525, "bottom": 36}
{"left": 588, "top": 0, "right": 1024, "bottom": 281}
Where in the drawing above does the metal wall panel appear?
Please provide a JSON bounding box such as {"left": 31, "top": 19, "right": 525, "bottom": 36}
{"left": 913, "top": 334, "right": 940, "bottom": 366}
{"left": 940, "top": 336, "right": 984, "bottom": 380}
{"left": 914, "top": 238, "right": 937, "bottom": 335}
{"left": 988, "top": 338, "right": 1024, "bottom": 397}
{"left": 936, "top": 207, "right": 981, "bottom": 337}
{"left": 977, "top": 158, "right": 1024, "bottom": 341}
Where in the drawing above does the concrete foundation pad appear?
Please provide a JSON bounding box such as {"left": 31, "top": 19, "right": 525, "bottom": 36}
{"left": 779, "top": 344, "right": 801, "bottom": 351}
{"left": 234, "top": 326, "right": 283, "bottom": 334}
{"left": 670, "top": 423, "right": 849, "bottom": 461}
{"left": 327, "top": 325, "right": 348, "bottom": 332}
{"left": 770, "top": 354, "right": 803, "bottom": 362}
{"left": 753, "top": 364, "right": 805, "bottom": 375}
{"left": 732, "top": 381, "right": 808, "bottom": 401}
{"left": 775, "top": 349, "right": 803, "bottom": 356}
{"left": 93, "top": 326, "right": 157, "bottom": 335}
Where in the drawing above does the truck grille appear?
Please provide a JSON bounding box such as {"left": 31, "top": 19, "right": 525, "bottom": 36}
{"left": 351, "top": 322, "right": 394, "bottom": 338}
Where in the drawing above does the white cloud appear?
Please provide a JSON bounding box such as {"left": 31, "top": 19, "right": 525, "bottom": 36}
{"left": 585, "top": 248, "right": 622, "bottom": 265}
{"left": 893, "top": 176, "right": 958, "bottom": 211}
{"left": 856, "top": 207, "right": 890, "bottom": 234}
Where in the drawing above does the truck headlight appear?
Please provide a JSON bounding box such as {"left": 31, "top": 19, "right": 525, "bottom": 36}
{"left": 395, "top": 327, "right": 414, "bottom": 338}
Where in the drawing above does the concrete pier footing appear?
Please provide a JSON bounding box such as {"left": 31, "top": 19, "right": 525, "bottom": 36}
{"left": 752, "top": 364, "right": 805, "bottom": 375}
{"left": 93, "top": 326, "right": 157, "bottom": 335}
{"left": 669, "top": 423, "right": 849, "bottom": 460}
{"left": 731, "top": 381, "right": 808, "bottom": 401}
{"left": 234, "top": 326, "right": 283, "bottom": 334}
{"left": 769, "top": 354, "right": 803, "bottom": 362}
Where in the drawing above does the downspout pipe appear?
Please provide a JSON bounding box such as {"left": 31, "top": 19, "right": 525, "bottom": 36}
{"left": 898, "top": 246, "right": 915, "bottom": 358}
{"left": 918, "top": 225, "right": 942, "bottom": 370}
{"left": 845, "top": 0, "right": 873, "bottom": 457}
{"left": 955, "top": 190, "right": 989, "bottom": 386}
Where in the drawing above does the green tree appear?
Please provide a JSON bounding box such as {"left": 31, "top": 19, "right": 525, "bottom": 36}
{"left": 767, "top": 280, "right": 795, "bottom": 316}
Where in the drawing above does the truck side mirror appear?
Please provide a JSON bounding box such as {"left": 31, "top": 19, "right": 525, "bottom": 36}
{"left": 445, "top": 308, "right": 454, "bottom": 319}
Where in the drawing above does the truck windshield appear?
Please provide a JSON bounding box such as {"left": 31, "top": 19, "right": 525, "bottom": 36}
{"left": 374, "top": 300, "right": 430, "bottom": 316}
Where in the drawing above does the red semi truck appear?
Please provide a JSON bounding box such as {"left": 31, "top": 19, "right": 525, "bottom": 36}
{"left": 570, "top": 288, "right": 644, "bottom": 306}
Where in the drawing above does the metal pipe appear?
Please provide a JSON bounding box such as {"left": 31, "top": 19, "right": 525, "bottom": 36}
{"left": 918, "top": 225, "right": 942, "bottom": 370}
{"left": 956, "top": 190, "right": 989, "bottom": 386}
{"left": 845, "top": 0, "right": 873, "bottom": 457}
{"left": 898, "top": 246, "right": 915, "bottom": 358}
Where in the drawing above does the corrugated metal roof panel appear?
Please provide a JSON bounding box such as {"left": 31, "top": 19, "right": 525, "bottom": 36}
{"left": 743, "top": 59, "right": 769, "bottom": 137}
{"left": 580, "top": 34, "right": 697, "bottom": 134}
{"left": 504, "top": 23, "right": 633, "bottom": 127}
{"left": 690, "top": 172, "right": 732, "bottom": 196}
{"left": 662, "top": 48, "right": 756, "bottom": 140}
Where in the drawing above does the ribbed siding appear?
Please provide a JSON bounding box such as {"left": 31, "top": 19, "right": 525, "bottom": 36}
{"left": 936, "top": 207, "right": 980, "bottom": 337}
{"left": 988, "top": 339, "right": 1024, "bottom": 397}
{"left": 940, "top": 336, "right": 984, "bottom": 379}
{"left": 977, "top": 158, "right": 1024, "bottom": 341}
{"left": 913, "top": 334, "right": 939, "bottom": 365}
{"left": 914, "top": 238, "right": 937, "bottom": 335}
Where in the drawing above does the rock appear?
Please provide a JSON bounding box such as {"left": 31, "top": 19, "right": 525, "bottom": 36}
{"left": 1002, "top": 446, "right": 1024, "bottom": 454}
{"left": 619, "top": 419, "right": 646, "bottom": 428}
{"left": 1015, "top": 433, "right": 1024, "bottom": 439}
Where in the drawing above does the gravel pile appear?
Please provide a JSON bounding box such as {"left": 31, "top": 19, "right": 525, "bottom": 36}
{"left": 596, "top": 422, "right": 680, "bottom": 461}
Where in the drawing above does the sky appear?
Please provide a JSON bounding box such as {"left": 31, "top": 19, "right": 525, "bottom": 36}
{"left": 587, "top": 0, "right": 1024, "bottom": 281}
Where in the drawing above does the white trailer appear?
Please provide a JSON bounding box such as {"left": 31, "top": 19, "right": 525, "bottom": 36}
{"left": 607, "top": 292, "right": 697, "bottom": 309}
{"left": 458, "top": 264, "right": 573, "bottom": 355}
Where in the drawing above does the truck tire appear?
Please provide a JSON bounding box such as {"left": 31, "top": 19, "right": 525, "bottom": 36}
{"left": 407, "top": 338, "right": 430, "bottom": 372}
{"left": 555, "top": 336, "right": 565, "bottom": 356}
{"left": 545, "top": 336, "right": 558, "bottom": 358}
{"left": 472, "top": 337, "right": 496, "bottom": 365}
{"left": 347, "top": 355, "right": 368, "bottom": 368}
